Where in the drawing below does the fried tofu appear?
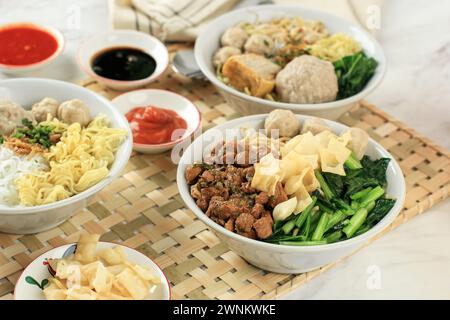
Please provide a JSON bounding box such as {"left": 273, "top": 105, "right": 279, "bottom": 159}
{"left": 222, "top": 54, "right": 281, "bottom": 97}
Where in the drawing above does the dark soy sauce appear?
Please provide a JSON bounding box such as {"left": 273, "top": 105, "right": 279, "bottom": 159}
{"left": 91, "top": 47, "right": 156, "bottom": 81}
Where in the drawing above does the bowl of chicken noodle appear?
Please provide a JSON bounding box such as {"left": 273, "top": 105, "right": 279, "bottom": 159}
{"left": 0, "top": 78, "right": 132, "bottom": 234}
{"left": 176, "top": 111, "right": 405, "bottom": 273}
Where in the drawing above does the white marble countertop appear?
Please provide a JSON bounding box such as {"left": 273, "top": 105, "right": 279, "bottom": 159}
{"left": 0, "top": 0, "right": 449, "bottom": 299}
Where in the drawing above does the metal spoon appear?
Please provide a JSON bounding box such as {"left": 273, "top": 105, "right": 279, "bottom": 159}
{"left": 172, "top": 0, "right": 274, "bottom": 80}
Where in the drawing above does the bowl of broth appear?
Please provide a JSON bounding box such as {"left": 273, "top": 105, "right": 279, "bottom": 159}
{"left": 77, "top": 30, "right": 169, "bottom": 91}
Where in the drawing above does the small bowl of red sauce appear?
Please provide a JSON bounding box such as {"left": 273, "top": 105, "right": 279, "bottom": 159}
{"left": 0, "top": 22, "right": 64, "bottom": 75}
{"left": 112, "top": 89, "right": 201, "bottom": 154}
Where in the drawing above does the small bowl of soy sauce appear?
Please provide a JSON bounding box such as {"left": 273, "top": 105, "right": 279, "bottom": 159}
{"left": 77, "top": 30, "right": 169, "bottom": 91}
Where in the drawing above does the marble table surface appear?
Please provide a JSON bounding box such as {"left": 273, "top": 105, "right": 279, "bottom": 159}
{"left": 0, "top": 0, "right": 449, "bottom": 299}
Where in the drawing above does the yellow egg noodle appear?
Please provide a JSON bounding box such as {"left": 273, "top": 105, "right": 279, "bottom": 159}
{"left": 251, "top": 130, "right": 352, "bottom": 214}
{"left": 15, "top": 115, "right": 127, "bottom": 206}
{"left": 308, "top": 33, "right": 362, "bottom": 62}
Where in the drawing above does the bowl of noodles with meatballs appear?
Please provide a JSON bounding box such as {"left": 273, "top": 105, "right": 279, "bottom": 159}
{"left": 195, "top": 5, "right": 386, "bottom": 119}
{"left": 0, "top": 78, "right": 132, "bottom": 234}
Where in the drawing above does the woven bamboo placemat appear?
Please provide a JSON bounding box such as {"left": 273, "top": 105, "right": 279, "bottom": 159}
{"left": 1, "top": 52, "right": 449, "bottom": 300}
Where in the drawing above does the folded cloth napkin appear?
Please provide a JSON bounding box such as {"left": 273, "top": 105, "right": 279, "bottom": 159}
{"left": 109, "top": 0, "right": 383, "bottom": 42}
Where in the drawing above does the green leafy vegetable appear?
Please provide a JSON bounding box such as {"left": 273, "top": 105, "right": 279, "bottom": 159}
{"left": 343, "top": 156, "right": 391, "bottom": 197}
{"left": 365, "top": 198, "right": 396, "bottom": 226}
{"left": 322, "top": 172, "right": 344, "bottom": 198}
{"left": 315, "top": 170, "right": 334, "bottom": 200}
{"left": 334, "top": 52, "right": 378, "bottom": 99}
{"left": 361, "top": 156, "right": 390, "bottom": 188}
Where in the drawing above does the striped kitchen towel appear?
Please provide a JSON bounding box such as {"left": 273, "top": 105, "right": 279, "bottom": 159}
{"left": 109, "top": 0, "right": 383, "bottom": 42}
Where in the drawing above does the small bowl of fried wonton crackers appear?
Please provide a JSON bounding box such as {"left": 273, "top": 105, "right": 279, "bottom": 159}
{"left": 14, "top": 233, "right": 171, "bottom": 300}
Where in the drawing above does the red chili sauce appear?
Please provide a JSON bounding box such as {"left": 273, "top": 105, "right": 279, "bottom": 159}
{"left": 125, "top": 105, "right": 187, "bottom": 145}
{"left": 0, "top": 25, "right": 58, "bottom": 66}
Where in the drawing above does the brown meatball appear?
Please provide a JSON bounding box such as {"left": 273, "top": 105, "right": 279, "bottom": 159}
{"left": 206, "top": 196, "right": 242, "bottom": 220}
{"left": 275, "top": 55, "right": 338, "bottom": 104}
{"left": 250, "top": 203, "right": 264, "bottom": 219}
{"left": 255, "top": 192, "right": 269, "bottom": 205}
{"left": 235, "top": 212, "right": 255, "bottom": 234}
{"left": 253, "top": 216, "right": 273, "bottom": 239}
{"left": 202, "top": 187, "right": 228, "bottom": 203}
{"left": 268, "top": 182, "right": 288, "bottom": 208}
{"left": 201, "top": 170, "right": 215, "bottom": 182}
{"left": 196, "top": 198, "right": 209, "bottom": 211}
{"left": 224, "top": 218, "right": 235, "bottom": 232}
{"left": 185, "top": 166, "right": 203, "bottom": 184}
{"left": 262, "top": 210, "right": 274, "bottom": 224}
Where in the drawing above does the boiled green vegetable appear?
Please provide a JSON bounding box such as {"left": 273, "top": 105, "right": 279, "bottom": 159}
{"left": 265, "top": 154, "right": 395, "bottom": 246}
{"left": 334, "top": 52, "right": 378, "bottom": 99}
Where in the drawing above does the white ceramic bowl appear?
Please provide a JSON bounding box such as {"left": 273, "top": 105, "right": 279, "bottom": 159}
{"left": 111, "top": 89, "right": 201, "bottom": 154}
{"left": 0, "top": 22, "right": 64, "bottom": 76}
{"left": 14, "top": 242, "right": 171, "bottom": 300}
{"left": 0, "top": 78, "right": 132, "bottom": 234}
{"left": 77, "top": 30, "right": 169, "bottom": 91}
{"left": 176, "top": 114, "right": 405, "bottom": 274}
{"left": 195, "top": 5, "right": 386, "bottom": 120}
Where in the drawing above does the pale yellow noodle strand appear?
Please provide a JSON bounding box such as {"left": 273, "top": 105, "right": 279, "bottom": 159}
{"left": 16, "top": 115, "right": 127, "bottom": 206}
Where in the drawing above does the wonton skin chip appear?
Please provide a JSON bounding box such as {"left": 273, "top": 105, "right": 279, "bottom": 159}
{"left": 129, "top": 263, "right": 161, "bottom": 284}
{"left": 43, "top": 278, "right": 68, "bottom": 300}
{"left": 43, "top": 288, "right": 67, "bottom": 300}
{"left": 98, "top": 247, "right": 123, "bottom": 266}
{"left": 43, "top": 233, "right": 162, "bottom": 300}
{"left": 74, "top": 233, "right": 100, "bottom": 263}
{"left": 115, "top": 268, "right": 149, "bottom": 300}
{"left": 65, "top": 287, "right": 97, "bottom": 300}
{"left": 86, "top": 262, "right": 114, "bottom": 294}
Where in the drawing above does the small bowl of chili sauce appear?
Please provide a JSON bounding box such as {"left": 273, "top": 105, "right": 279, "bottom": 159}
{"left": 0, "top": 22, "right": 64, "bottom": 75}
{"left": 112, "top": 89, "right": 201, "bottom": 154}
{"left": 77, "top": 30, "right": 169, "bottom": 91}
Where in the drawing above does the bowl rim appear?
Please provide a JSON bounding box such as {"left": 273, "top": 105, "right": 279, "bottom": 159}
{"left": 76, "top": 30, "right": 169, "bottom": 86}
{"left": 111, "top": 88, "right": 202, "bottom": 149}
{"left": 0, "top": 22, "right": 65, "bottom": 70}
{"left": 13, "top": 241, "right": 172, "bottom": 300}
{"left": 176, "top": 113, "right": 406, "bottom": 253}
{"left": 194, "top": 4, "right": 386, "bottom": 111}
{"left": 0, "top": 78, "right": 133, "bottom": 215}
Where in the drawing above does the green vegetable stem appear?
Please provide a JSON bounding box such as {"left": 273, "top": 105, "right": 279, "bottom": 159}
{"left": 350, "top": 187, "right": 373, "bottom": 200}
{"left": 315, "top": 170, "right": 334, "bottom": 200}
{"left": 343, "top": 207, "right": 368, "bottom": 238}
{"left": 311, "top": 212, "right": 329, "bottom": 241}
{"left": 345, "top": 152, "right": 363, "bottom": 170}
{"left": 294, "top": 196, "right": 317, "bottom": 228}
{"left": 359, "top": 186, "right": 384, "bottom": 208}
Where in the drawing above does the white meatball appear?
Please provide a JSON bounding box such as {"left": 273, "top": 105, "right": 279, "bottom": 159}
{"left": 0, "top": 99, "right": 35, "bottom": 135}
{"left": 244, "top": 34, "right": 274, "bottom": 56}
{"left": 301, "top": 117, "right": 331, "bottom": 135}
{"left": 57, "top": 99, "right": 91, "bottom": 127}
{"left": 213, "top": 46, "right": 241, "bottom": 67}
{"left": 31, "top": 97, "right": 59, "bottom": 122}
{"left": 264, "top": 109, "right": 300, "bottom": 138}
{"left": 276, "top": 55, "right": 338, "bottom": 104}
{"left": 346, "top": 127, "right": 369, "bottom": 160}
{"left": 220, "top": 27, "right": 248, "bottom": 49}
